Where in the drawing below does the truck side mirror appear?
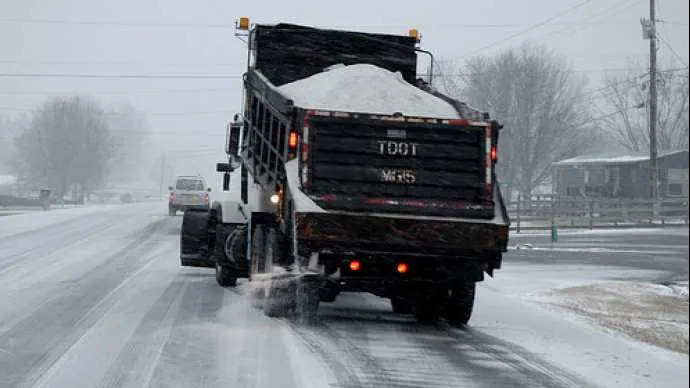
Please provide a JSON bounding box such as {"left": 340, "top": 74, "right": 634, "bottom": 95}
{"left": 216, "top": 162, "right": 234, "bottom": 172}
{"left": 226, "top": 116, "right": 243, "bottom": 156}
{"left": 222, "top": 172, "right": 231, "bottom": 191}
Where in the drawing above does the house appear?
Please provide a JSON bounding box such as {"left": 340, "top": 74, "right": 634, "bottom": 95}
{"left": 552, "top": 149, "right": 688, "bottom": 198}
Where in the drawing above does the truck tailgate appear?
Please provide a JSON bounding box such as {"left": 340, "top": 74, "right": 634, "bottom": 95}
{"left": 304, "top": 114, "right": 493, "bottom": 218}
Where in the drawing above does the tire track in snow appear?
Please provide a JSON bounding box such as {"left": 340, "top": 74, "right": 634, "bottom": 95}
{"left": 292, "top": 305, "right": 595, "bottom": 388}
{"left": 97, "top": 276, "right": 188, "bottom": 388}
{"left": 0, "top": 215, "right": 166, "bottom": 339}
{"left": 446, "top": 327, "right": 596, "bottom": 388}
{"left": 0, "top": 219, "right": 124, "bottom": 285}
{"left": 290, "top": 302, "right": 471, "bottom": 388}
{"left": 0, "top": 210, "right": 97, "bottom": 242}
{"left": 0, "top": 212, "right": 112, "bottom": 271}
{"left": 144, "top": 275, "right": 227, "bottom": 388}
{"left": 290, "top": 321, "right": 379, "bottom": 388}
{"left": 0, "top": 217, "right": 170, "bottom": 388}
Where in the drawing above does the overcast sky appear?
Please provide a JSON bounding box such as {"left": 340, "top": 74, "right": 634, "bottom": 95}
{"left": 1, "top": 0, "right": 688, "bottom": 189}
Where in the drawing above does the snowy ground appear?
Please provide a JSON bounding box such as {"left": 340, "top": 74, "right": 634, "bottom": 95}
{"left": 543, "top": 281, "right": 688, "bottom": 354}
{"left": 0, "top": 202, "right": 688, "bottom": 388}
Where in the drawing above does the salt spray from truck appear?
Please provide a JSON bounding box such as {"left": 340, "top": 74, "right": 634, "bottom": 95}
{"left": 179, "top": 18, "right": 510, "bottom": 324}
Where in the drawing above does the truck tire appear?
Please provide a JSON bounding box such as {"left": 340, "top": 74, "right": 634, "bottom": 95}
{"left": 413, "top": 290, "right": 438, "bottom": 324}
{"left": 296, "top": 277, "right": 320, "bottom": 324}
{"left": 443, "top": 282, "right": 476, "bottom": 327}
{"left": 391, "top": 297, "right": 413, "bottom": 314}
{"left": 263, "top": 228, "right": 291, "bottom": 317}
{"left": 249, "top": 225, "right": 268, "bottom": 277}
{"left": 212, "top": 224, "right": 238, "bottom": 287}
{"left": 215, "top": 261, "right": 237, "bottom": 287}
{"left": 248, "top": 225, "right": 267, "bottom": 309}
{"left": 180, "top": 209, "right": 213, "bottom": 267}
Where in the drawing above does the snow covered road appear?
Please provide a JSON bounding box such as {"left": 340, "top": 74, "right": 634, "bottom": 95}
{"left": 0, "top": 203, "right": 687, "bottom": 388}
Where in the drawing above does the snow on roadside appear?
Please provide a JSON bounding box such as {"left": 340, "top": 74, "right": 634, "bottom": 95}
{"left": 542, "top": 281, "right": 689, "bottom": 354}
{"left": 509, "top": 244, "right": 676, "bottom": 255}
{"left": 667, "top": 280, "right": 689, "bottom": 299}
{"left": 277, "top": 63, "right": 460, "bottom": 118}
{"left": 0, "top": 202, "right": 165, "bottom": 238}
{"left": 510, "top": 227, "right": 689, "bottom": 237}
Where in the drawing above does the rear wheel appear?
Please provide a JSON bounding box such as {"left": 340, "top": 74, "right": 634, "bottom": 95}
{"left": 211, "top": 223, "right": 238, "bottom": 287}
{"left": 263, "top": 228, "right": 291, "bottom": 317}
{"left": 249, "top": 225, "right": 267, "bottom": 278}
{"left": 248, "top": 225, "right": 267, "bottom": 309}
{"left": 413, "top": 290, "right": 438, "bottom": 324}
{"left": 391, "top": 296, "right": 413, "bottom": 314}
{"left": 215, "top": 261, "right": 237, "bottom": 287}
{"left": 180, "top": 209, "right": 212, "bottom": 267}
{"left": 442, "top": 282, "right": 476, "bottom": 327}
{"left": 296, "top": 277, "right": 320, "bottom": 324}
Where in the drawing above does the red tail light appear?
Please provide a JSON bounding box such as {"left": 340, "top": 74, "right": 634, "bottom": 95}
{"left": 491, "top": 145, "right": 497, "bottom": 163}
{"left": 448, "top": 119, "right": 470, "bottom": 126}
{"left": 349, "top": 260, "right": 361, "bottom": 271}
{"left": 396, "top": 262, "right": 409, "bottom": 274}
{"left": 288, "top": 131, "right": 298, "bottom": 149}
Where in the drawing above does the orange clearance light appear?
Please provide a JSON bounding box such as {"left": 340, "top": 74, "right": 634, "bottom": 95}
{"left": 349, "top": 260, "right": 361, "bottom": 271}
{"left": 408, "top": 28, "right": 420, "bottom": 42}
{"left": 288, "top": 131, "right": 298, "bottom": 148}
{"left": 396, "top": 262, "right": 409, "bottom": 274}
{"left": 238, "top": 17, "right": 250, "bottom": 30}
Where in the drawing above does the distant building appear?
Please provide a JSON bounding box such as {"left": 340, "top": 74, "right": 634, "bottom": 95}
{"left": 552, "top": 149, "right": 689, "bottom": 198}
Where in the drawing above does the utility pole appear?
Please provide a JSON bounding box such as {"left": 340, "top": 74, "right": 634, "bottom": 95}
{"left": 642, "top": 0, "right": 659, "bottom": 199}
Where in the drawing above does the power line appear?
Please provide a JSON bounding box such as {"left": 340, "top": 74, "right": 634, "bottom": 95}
{"left": 0, "top": 66, "right": 663, "bottom": 81}
{"left": 539, "top": 0, "right": 645, "bottom": 41}
{"left": 461, "top": 0, "right": 594, "bottom": 57}
{"left": 434, "top": 67, "right": 637, "bottom": 78}
{"left": 657, "top": 32, "right": 689, "bottom": 68}
{"left": 0, "top": 106, "right": 231, "bottom": 117}
{"left": 657, "top": 20, "right": 689, "bottom": 26}
{"left": 0, "top": 87, "right": 234, "bottom": 95}
{"left": 0, "top": 17, "right": 646, "bottom": 30}
{"left": 0, "top": 72, "right": 240, "bottom": 80}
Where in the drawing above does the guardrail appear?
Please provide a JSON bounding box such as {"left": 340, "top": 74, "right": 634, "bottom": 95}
{"left": 506, "top": 196, "right": 689, "bottom": 231}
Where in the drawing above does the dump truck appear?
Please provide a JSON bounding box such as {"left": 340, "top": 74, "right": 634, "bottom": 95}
{"left": 179, "top": 18, "right": 510, "bottom": 325}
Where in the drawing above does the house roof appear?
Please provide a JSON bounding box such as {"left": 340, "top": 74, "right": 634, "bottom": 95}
{"left": 553, "top": 149, "right": 688, "bottom": 167}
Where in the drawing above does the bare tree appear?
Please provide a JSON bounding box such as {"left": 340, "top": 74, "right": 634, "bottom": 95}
{"left": 106, "top": 102, "right": 152, "bottom": 182}
{"left": 0, "top": 116, "right": 13, "bottom": 173}
{"left": 438, "top": 43, "right": 598, "bottom": 198}
{"left": 13, "top": 96, "right": 113, "bottom": 197}
{"left": 600, "top": 65, "right": 689, "bottom": 152}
